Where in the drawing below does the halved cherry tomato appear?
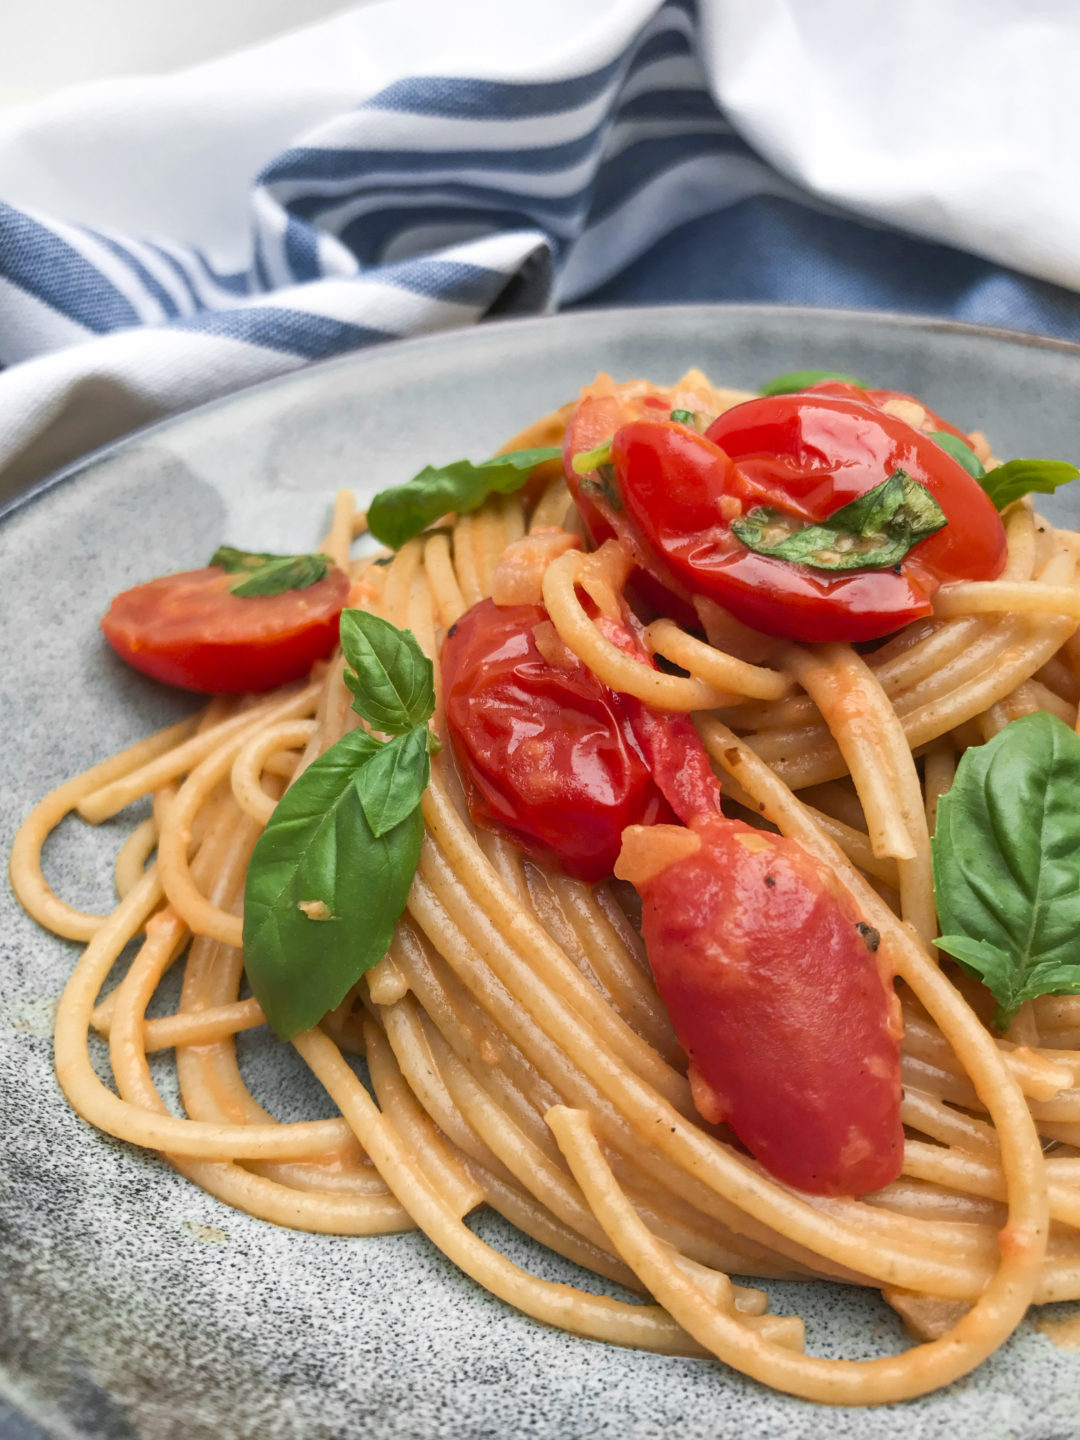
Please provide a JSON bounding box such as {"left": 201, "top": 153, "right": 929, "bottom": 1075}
{"left": 441, "top": 598, "right": 676, "bottom": 882}
{"left": 617, "top": 814, "right": 904, "bottom": 1197}
{"left": 102, "top": 564, "right": 349, "bottom": 693}
{"left": 573, "top": 394, "right": 1006, "bottom": 643}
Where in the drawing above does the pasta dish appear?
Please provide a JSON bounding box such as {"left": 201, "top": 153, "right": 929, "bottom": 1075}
{"left": 11, "top": 366, "right": 1080, "bottom": 1406}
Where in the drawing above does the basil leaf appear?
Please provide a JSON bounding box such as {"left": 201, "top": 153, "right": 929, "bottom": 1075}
{"left": 212, "top": 545, "right": 279, "bottom": 572}
{"left": 230, "top": 555, "right": 332, "bottom": 598}
{"left": 367, "top": 446, "right": 561, "bottom": 550}
{"left": 340, "top": 609, "right": 436, "bottom": 735}
{"left": 242, "top": 727, "right": 424, "bottom": 1039}
{"left": 928, "top": 431, "right": 986, "bottom": 479}
{"left": 979, "top": 458, "right": 1080, "bottom": 511}
{"left": 210, "top": 545, "right": 332, "bottom": 598}
{"left": 354, "top": 725, "right": 431, "bottom": 839}
{"left": 758, "top": 369, "right": 867, "bottom": 396}
{"left": 731, "top": 470, "right": 946, "bottom": 572}
{"left": 669, "top": 409, "right": 696, "bottom": 425}
{"left": 932, "top": 712, "right": 1080, "bottom": 1030}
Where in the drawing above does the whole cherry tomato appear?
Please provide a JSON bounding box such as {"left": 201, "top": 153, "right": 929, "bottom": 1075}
{"left": 441, "top": 598, "right": 676, "bottom": 883}
{"left": 582, "top": 394, "right": 1006, "bottom": 643}
{"left": 102, "top": 564, "right": 349, "bottom": 693}
{"left": 618, "top": 813, "right": 904, "bottom": 1197}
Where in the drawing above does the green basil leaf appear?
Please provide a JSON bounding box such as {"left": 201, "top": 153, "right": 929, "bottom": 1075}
{"left": 211, "top": 545, "right": 279, "bottom": 572}
{"left": 731, "top": 469, "right": 946, "bottom": 572}
{"left": 979, "top": 458, "right": 1080, "bottom": 511}
{"left": 230, "top": 555, "right": 332, "bottom": 598}
{"left": 210, "top": 545, "right": 333, "bottom": 597}
{"left": 354, "top": 725, "right": 431, "bottom": 839}
{"left": 932, "top": 711, "right": 1080, "bottom": 1030}
{"left": 367, "top": 446, "right": 561, "bottom": 550}
{"left": 667, "top": 409, "right": 714, "bottom": 433}
{"left": 928, "top": 431, "right": 986, "bottom": 479}
{"left": 758, "top": 369, "right": 867, "bottom": 397}
{"left": 242, "top": 727, "right": 424, "bottom": 1039}
{"left": 340, "top": 609, "right": 436, "bottom": 736}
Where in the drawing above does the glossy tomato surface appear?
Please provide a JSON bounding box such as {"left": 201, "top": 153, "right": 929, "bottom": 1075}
{"left": 102, "top": 564, "right": 350, "bottom": 693}
{"left": 803, "top": 381, "right": 972, "bottom": 443}
{"left": 441, "top": 599, "right": 675, "bottom": 882}
{"left": 446, "top": 593, "right": 905, "bottom": 1194}
{"left": 625, "top": 814, "right": 904, "bottom": 1196}
{"left": 704, "top": 394, "right": 1004, "bottom": 584}
{"left": 600, "top": 394, "right": 1006, "bottom": 642}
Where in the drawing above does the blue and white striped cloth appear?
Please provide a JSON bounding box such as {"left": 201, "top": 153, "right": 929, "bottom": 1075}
{"left": 0, "top": 0, "right": 1078, "bottom": 493}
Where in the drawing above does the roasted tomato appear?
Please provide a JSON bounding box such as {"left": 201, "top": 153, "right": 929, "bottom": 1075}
{"left": 102, "top": 564, "right": 349, "bottom": 693}
{"left": 616, "top": 815, "right": 904, "bottom": 1197}
{"left": 563, "top": 384, "right": 703, "bottom": 628}
{"left": 441, "top": 598, "right": 676, "bottom": 882}
{"left": 571, "top": 393, "right": 1007, "bottom": 643}
{"left": 445, "top": 593, "right": 904, "bottom": 1194}
{"left": 803, "top": 380, "right": 973, "bottom": 445}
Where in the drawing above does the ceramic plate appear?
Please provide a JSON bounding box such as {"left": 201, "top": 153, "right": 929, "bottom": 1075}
{"left": 3, "top": 306, "right": 1080, "bottom": 1440}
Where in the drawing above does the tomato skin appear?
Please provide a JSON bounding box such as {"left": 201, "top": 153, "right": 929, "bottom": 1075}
{"left": 567, "top": 389, "right": 1005, "bottom": 643}
{"left": 804, "top": 381, "right": 972, "bottom": 444}
{"left": 446, "top": 595, "right": 904, "bottom": 1193}
{"left": 441, "top": 599, "right": 676, "bottom": 883}
{"left": 626, "top": 814, "right": 903, "bottom": 1196}
{"left": 563, "top": 395, "right": 700, "bottom": 628}
{"left": 704, "top": 394, "right": 1004, "bottom": 585}
{"left": 612, "top": 420, "right": 935, "bottom": 643}
{"left": 102, "top": 565, "right": 350, "bottom": 693}
{"left": 604, "top": 394, "right": 1006, "bottom": 643}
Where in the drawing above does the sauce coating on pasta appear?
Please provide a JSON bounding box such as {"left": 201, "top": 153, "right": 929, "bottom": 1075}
{"left": 14, "top": 363, "right": 1080, "bottom": 1408}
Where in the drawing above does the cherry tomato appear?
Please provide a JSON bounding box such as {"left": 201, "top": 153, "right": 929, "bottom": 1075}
{"left": 102, "top": 564, "right": 350, "bottom": 693}
{"left": 804, "top": 381, "right": 972, "bottom": 444}
{"left": 564, "top": 392, "right": 700, "bottom": 628}
{"left": 445, "top": 595, "right": 904, "bottom": 1193}
{"left": 441, "top": 599, "right": 676, "bottom": 883}
{"left": 599, "top": 394, "right": 1006, "bottom": 643}
{"left": 618, "top": 814, "right": 904, "bottom": 1196}
{"left": 589, "top": 605, "right": 725, "bottom": 824}
{"left": 703, "top": 394, "right": 1005, "bottom": 585}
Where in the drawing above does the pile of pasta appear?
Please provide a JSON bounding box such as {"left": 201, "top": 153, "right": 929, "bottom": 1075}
{"left": 13, "top": 372, "right": 1080, "bottom": 1407}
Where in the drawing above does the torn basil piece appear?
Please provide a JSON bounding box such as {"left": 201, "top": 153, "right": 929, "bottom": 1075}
{"left": 731, "top": 470, "right": 946, "bottom": 573}
{"left": 210, "top": 545, "right": 333, "bottom": 598}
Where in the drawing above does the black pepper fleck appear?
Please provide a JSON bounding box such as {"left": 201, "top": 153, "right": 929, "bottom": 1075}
{"left": 855, "top": 920, "right": 881, "bottom": 952}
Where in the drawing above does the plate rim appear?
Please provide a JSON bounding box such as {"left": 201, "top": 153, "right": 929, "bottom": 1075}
{"left": 4, "top": 301, "right": 1080, "bottom": 528}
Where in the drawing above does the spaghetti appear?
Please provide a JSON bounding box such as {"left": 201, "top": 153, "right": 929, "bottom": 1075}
{"left": 11, "top": 370, "right": 1080, "bottom": 1406}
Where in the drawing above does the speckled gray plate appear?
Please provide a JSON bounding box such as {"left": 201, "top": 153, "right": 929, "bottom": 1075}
{"left": 4, "top": 306, "right": 1080, "bottom": 1440}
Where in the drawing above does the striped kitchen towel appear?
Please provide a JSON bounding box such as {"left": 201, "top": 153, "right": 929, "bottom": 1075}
{"left": 0, "top": 0, "right": 1078, "bottom": 496}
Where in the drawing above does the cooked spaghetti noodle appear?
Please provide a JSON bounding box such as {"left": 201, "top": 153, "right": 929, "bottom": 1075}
{"left": 11, "top": 371, "right": 1080, "bottom": 1406}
